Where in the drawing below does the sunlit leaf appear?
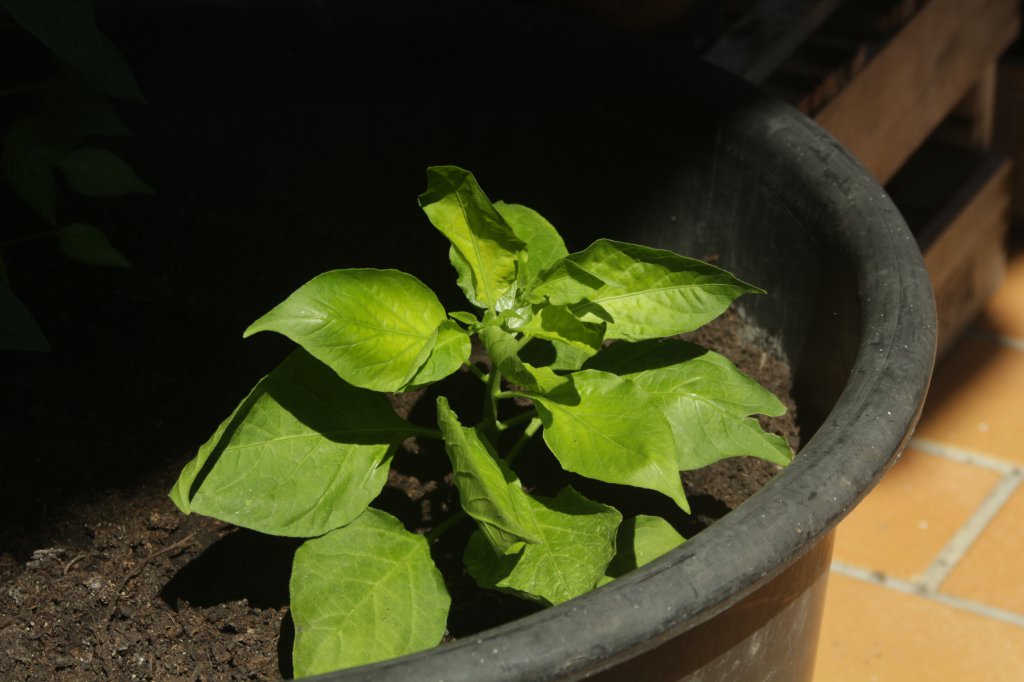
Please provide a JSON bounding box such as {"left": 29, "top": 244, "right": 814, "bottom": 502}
{"left": 419, "top": 166, "right": 524, "bottom": 309}
{"left": 245, "top": 269, "right": 447, "bottom": 392}
{"left": 600, "top": 515, "right": 686, "bottom": 585}
{"left": 169, "top": 350, "right": 412, "bottom": 537}
{"left": 291, "top": 508, "right": 450, "bottom": 677}
{"left": 436, "top": 398, "right": 538, "bottom": 552}
{"left": 585, "top": 339, "right": 791, "bottom": 469}
{"left": 494, "top": 200, "right": 566, "bottom": 286}
{"left": 464, "top": 486, "right": 620, "bottom": 605}
{"left": 531, "top": 370, "right": 689, "bottom": 511}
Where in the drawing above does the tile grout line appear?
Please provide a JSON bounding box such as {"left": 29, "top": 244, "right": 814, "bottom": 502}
{"left": 917, "top": 470, "right": 1023, "bottom": 592}
{"left": 830, "top": 561, "right": 1024, "bottom": 629}
{"left": 967, "top": 327, "right": 1024, "bottom": 352}
{"left": 909, "top": 437, "right": 1022, "bottom": 475}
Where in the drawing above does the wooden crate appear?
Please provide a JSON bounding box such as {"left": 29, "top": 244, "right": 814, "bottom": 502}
{"left": 705, "top": 0, "right": 1020, "bottom": 356}
{"left": 887, "top": 143, "right": 1013, "bottom": 359}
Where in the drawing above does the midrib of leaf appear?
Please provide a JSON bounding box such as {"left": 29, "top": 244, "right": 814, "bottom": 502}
{"left": 590, "top": 281, "right": 741, "bottom": 305}
{"left": 524, "top": 515, "right": 573, "bottom": 597}
{"left": 316, "top": 295, "right": 434, "bottom": 340}
{"left": 453, "top": 187, "right": 497, "bottom": 306}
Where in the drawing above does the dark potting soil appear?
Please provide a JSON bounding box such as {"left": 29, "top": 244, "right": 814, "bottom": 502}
{"left": 1, "top": 198, "right": 800, "bottom": 681}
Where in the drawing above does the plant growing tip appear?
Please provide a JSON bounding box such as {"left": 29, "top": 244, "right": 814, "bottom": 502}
{"left": 169, "top": 164, "right": 793, "bottom": 677}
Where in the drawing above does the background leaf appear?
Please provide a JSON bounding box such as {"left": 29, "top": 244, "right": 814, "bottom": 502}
{"left": 531, "top": 370, "right": 689, "bottom": 511}
{"left": 418, "top": 166, "right": 524, "bottom": 309}
{"left": 56, "top": 223, "right": 129, "bottom": 267}
{"left": 290, "top": 508, "right": 450, "bottom": 677}
{"left": 0, "top": 281, "right": 50, "bottom": 351}
{"left": 1, "top": 117, "right": 75, "bottom": 224}
{"left": 585, "top": 339, "right": 792, "bottom": 469}
{"left": 600, "top": 515, "right": 685, "bottom": 585}
{"left": 464, "top": 486, "right": 620, "bottom": 606}
{"left": 169, "top": 350, "right": 412, "bottom": 537}
{"left": 41, "top": 78, "right": 133, "bottom": 137}
{"left": 561, "top": 239, "right": 761, "bottom": 340}
{"left": 245, "top": 269, "right": 448, "bottom": 393}
{"left": 57, "top": 146, "right": 153, "bottom": 197}
{"left": 0, "top": 0, "right": 145, "bottom": 101}
{"left": 436, "top": 398, "right": 538, "bottom": 552}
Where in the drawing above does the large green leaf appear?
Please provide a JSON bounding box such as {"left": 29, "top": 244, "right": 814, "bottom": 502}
{"left": 0, "top": 280, "right": 50, "bottom": 351}
{"left": 57, "top": 147, "right": 153, "bottom": 197}
{"left": 531, "top": 370, "right": 689, "bottom": 511}
{"left": 418, "top": 166, "right": 524, "bottom": 309}
{"left": 479, "top": 324, "right": 565, "bottom": 393}
{"left": 585, "top": 339, "right": 792, "bottom": 469}
{"left": 464, "top": 486, "right": 620, "bottom": 605}
{"left": 0, "top": 117, "right": 74, "bottom": 224}
{"left": 600, "top": 515, "right": 685, "bottom": 586}
{"left": 0, "top": 0, "right": 144, "bottom": 101}
{"left": 540, "top": 239, "right": 761, "bottom": 340}
{"left": 436, "top": 398, "right": 538, "bottom": 552}
{"left": 57, "top": 223, "right": 129, "bottom": 267}
{"left": 494, "top": 201, "right": 566, "bottom": 286}
{"left": 290, "top": 508, "right": 450, "bottom": 677}
{"left": 169, "top": 350, "right": 412, "bottom": 537}
{"left": 245, "top": 269, "right": 447, "bottom": 393}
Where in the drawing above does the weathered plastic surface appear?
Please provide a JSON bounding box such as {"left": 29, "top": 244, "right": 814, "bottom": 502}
{"left": 99, "top": 1, "right": 937, "bottom": 680}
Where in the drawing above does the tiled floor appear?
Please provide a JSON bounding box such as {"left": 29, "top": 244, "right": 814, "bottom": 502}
{"left": 813, "top": 238, "right": 1024, "bottom": 680}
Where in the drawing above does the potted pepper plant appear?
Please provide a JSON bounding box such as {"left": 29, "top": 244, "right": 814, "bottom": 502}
{"left": 99, "top": 0, "right": 937, "bottom": 679}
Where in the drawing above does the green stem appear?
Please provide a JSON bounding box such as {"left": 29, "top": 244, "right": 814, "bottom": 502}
{"left": 0, "top": 82, "right": 47, "bottom": 98}
{"left": 483, "top": 366, "right": 503, "bottom": 437}
{"left": 406, "top": 426, "right": 445, "bottom": 441}
{"left": 0, "top": 229, "right": 59, "bottom": 248}
{"left": 464, "top": 362, "right": 487, "bottom": 383}
{"left": 498, "top": 408, "right": 537, "bottom": 432}
{"left": 425, "top": 509, "right": 467, "bottom": 543}
{"left": 504, "top": 417, "right": 543, "bottom": 465}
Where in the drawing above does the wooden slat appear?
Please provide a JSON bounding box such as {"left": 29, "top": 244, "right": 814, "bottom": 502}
{"left": 921, "top": 155, "right": 1012, "bottom": 358}
{"left": 813, "top": 0, "right": 1020, "bottom": 184}
{"left": 995, "top": 57, "right": 1024, "bottom": 220}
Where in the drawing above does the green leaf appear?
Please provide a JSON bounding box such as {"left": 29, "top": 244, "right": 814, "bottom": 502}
{"left": 494, "top": 200, "right": 567, "bottom": 286}
{"left": 520, "top": 303, "right": 605, "bottom": 356}
{"left": 528, "top": 258, "right": 606, "bottom": 306}
{"left": 0, "top": 280, "right": 50, "bottom": 351}
{"left": 547, "top": 239, "right": 761, "bottom": 340}
{"left": 418, "top": 166, "right": 525, "bottom": 309}
{"left": 531, "top": 370, "right": 689, "bottom": 511}
{"left": 585, "top": 339, "right": 792, "bottom": 469}
{"left": 600, "top": 515, "right": 686, "bottom": 585}
{"left": 464, "top": 486, "right": 620, "bottom": 606}
{"left": 479, "top": 324, "right": 565, "bottom": 393}
{"left": 448, "top": 310, "right": 479, "bottom": 327}
{"left": 57, "top": 147, "right": 153, "bottom": 197}
{"left": 1, "top": 117, "right": 75, "bottom": 224}
{"left": 404, "top": 320, "right": 471, "bottom": 389}
{"left": 56, "top": 223, "right": 129, "bottom": 267}
{"left": 290, "top": 508, "right": 450, "bottom": 677}
{"left": 41, "top": 78, "right": 132, "bottom": 137}
{"left": 0, "top": 0, "right": 145, "bottom": 101}
{"left": 169, "top": 350, "right": 412, "bottom": 537}
{"left": 436, "top": 398, "right": 538, "bottom": 552}
{"left": 245, "top": 269, "right": 448, "bottom": 393}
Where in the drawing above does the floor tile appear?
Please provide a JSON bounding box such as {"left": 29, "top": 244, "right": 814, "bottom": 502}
{"left": 814, "top": 574, "right": 1024, "bottom": 682}
{"left": 978, "top": 244, "right": 1024, "bottom": 341}
{"left": 832, "top": 448, "right": 1001, "bottom": 581}
{"left": 915, "top": 336, "right": 1024, "bottom": 465}
{"left": 941, "top": 480, "right": 1024, "bottom": 614}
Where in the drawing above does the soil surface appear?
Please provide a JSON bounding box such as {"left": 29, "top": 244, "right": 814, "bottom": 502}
{"left": 1, "top": 231, "right": 799, "bottom": 682}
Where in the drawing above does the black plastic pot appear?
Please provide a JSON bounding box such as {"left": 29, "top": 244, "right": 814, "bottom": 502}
{"left": 99, "top": 1, "right": 936, "bottom": 679}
